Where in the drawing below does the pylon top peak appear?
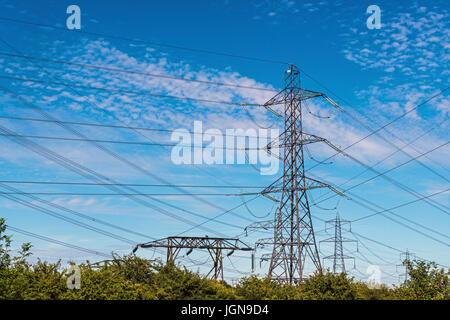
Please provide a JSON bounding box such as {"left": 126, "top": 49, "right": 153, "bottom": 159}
{"left": 285, "top": 64, "right": 299, "bottom": 74}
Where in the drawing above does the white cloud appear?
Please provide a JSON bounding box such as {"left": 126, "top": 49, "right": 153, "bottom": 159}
{"left": 340, "top": 7, "right": 449, "bottom": 90}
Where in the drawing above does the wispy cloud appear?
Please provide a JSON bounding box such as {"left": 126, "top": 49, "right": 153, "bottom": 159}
{"left": 341, "top": 5, "right": 449, "bottom": 87}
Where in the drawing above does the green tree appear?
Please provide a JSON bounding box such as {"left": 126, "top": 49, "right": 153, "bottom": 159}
{"left": 2, "top": 216, "right": 449, "bottom": 300}
{"left": 353, "top": 281, "right": 394, "bottom": 300}
{"left": 0, "top": 218, "right": 31, "bottom": 269}
{"left": 235, "top": 275, "right": 297, "bottom": 300}
{"left": 299, "top": 271, "right": 357, "bottom": 300}
{"left": 395, "top": 259, "right": 449, "bottom": 300}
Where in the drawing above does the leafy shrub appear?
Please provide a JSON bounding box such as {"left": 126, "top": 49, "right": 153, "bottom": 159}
{"left": 0, "top": 218, "right": 448, "bottom": 300}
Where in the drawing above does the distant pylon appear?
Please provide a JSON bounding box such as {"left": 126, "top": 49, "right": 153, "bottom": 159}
{"left": 396, "top": 249, "right": 415, "bottom": 282}
{"left": 320, "top": 212, "right": 357, "bottom": 274}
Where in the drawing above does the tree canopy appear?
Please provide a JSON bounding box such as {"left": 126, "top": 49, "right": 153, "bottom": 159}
{"left": 0, "top": 218, "right": 448, "bottom": 300}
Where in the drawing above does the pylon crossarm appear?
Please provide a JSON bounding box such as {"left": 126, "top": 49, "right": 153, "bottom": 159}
{"left": 262, "top": 130, "right": 327, "bottom": 161}
{"left": 322, "top": 139, "right": 344, "bottom": 154}
{"left": 133, "top": 237, "right": 167, "bottom": 251}
{"left": 313, "top": 134, "right": 356, "bottom": 164}
{"left": 303, "top": 137, "right": 326, "bottom": 144}
{"left": 263, "top": 194, "right": 280, "bottom": 202}
{"left": 303, "top": 185, "right": 329, "bottom": 191}
{"left": 235, "top": 185, "right": 279, "bottom": 199}
{"left": 264, "top": 135, "right": 282, "bottom": 148}
{"left": 289, "top": 138, "right": 325, "bottom": 146}
{"left": 297, "top": 131, "right": 344, "bottom": 155}
{"left": 235, "top": 239, "right": 254, "bottom": 251}
{"left": 258, "top": 184, "right": 282, "bottom": 202}
{"left": 248, "top": 86, "right": 340, "bottom": 119}
{"left": 327, "top": 186, "right": 347, "bottom": 198}
{"left": 323, "top": 255, "right": 355, "bottom": 261}
{"left": 301, "top": 92, "right": 342, "bottom": 111}
{"left": 245, "top": 220, "right": 274, "bottom": 231}
{"left": 301, "top": 88, "right": 323, "bottom": 95}
{"left": 133, "top": 236, "right": 252, "bottom": 253}
{"left": 255, "top": 237, "right": 275, "bottom": 248}
{"left": 304, "top": 176, "right": 347, "bottom": 198}
{"left": 262, "top": 147, "right": 282, "bottom": 161}
{"left": 239, "top": 102, "right": 282, "bottom": 118}
{"left": 260, "top": 185, "right": 329, "bottom": 194}
{"left": 265, "top": 88, "right": 287, "bottom": 105}
{"left": 299, "top": 91, "right": 323, "bottom": 101}
{"left": 243, "top": 88, "right": 287, "bottom": 118}
{"left": 257, "top": 133, "right": 284, "bottom": 162}
{"left": 263, "top": 105, "right": 283, "bottom": 118}
{"left": 320, "top": 238, "right": 337, "bottom": 243}
{"left": 260, "top": 253, "right": 272, "bottom": 261}
{"left": 242, "top": 185, "right": 332, "bottom": 205}
{"left": 321, "top": 95, "right": 343, "bottom": 111}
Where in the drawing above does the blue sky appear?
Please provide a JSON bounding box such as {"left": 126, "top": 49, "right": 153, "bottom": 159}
{"left": 0, "top": 0, "right": 448, "bottom": 284}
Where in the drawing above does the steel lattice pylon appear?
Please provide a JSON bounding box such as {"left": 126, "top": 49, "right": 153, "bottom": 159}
{"left": 320, "top": 213, "right": 357, "bottom": 274}
{"left": 268, "top": 65, "right": 320, "bottom": 283}
{"left": 132, "top": 236, "right": 252, "bottom": 281}
{"left": 397, "top": 249, "right": 415, "bottom": 282}
{"left": 332, "top": 214, "right": 345, "bottom": 273}
{"left": 246, "top": 64, "right": 345, "bottom": 283}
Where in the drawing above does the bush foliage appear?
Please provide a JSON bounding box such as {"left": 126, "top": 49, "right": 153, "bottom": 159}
{"left": 0, "top": 218, "right": 448, "bottom": 300}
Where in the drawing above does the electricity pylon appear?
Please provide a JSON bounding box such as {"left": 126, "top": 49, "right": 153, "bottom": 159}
{"left": 132, "top": 236, "right": 252, "bottom": 280}
{"left": 246, "top": 65, "right": 345, "bottom": 283}
{"left": 320, "top": 212, "right": 357, "bottom": 274}
{"left": 396, "top": 249, "right": 415, "bottom": 282}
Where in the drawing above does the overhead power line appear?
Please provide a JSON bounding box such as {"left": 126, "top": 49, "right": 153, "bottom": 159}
{"left": 0, "top": 16, "right": 289, "bottom": 65}
{"left": 0, "top": 74, "right": 273, "bottom": 109}
{"left": 0, "top": 191, "right": 262, "bottom": 197}
{"left": 0, "top": 182, "right": 155, "bottom": 240}
{"left": 0, "top": 35, "right": 278, "bottom": 211}
{"left": 299, "top": 67, "right": 450, "bottom": 183}
{"left": 178, "top": 195, "right": 263, "bottom": 237}
{"left": 0, "top": 132, "right": 277, "bottom": 150}
{"left": 350, "top": 231, "right": 449, "bottom": 269}
{"left": 314, "top": 123, "right": 450, "bottom": 214}
{"left": 0, "top": 51, "right": 278, "bottom": 92}
{"left": 3, "top": 14, "right": 445, "bottom": 188}
{"left": 0, "top": 85, "right": 258, "bottom": 228}
{"left": 312, "top": 117, "right": 449, "bottom": 207}
{"left": 0, "top": 189, "right": 139, "bottom": 246}
{"left": 349, "top": 192, "right": 449, "bottom": 247}
{"left": 0, "top": 115, "right": 277, "bottom": 140}
{"left": 332, "top": 140, "right": 450, "bottom": 213}
{"left": 316, "top": 141, "right": 450, "bottom": 214}
{"left": 0, "top": 36, "right": 270, "bottom": 274}
{"left": 307, "top": 172, "right": 450, "bottom": 247}
{"left": 262, "top": 87, "right": 450, "bottom": 215}
{"left": 0, "top": 36, "right": 265, "bottom": 235}
{"left": 0, "top": 21, "right": 446, "bottom": 276}
{"left": 350, "top": 189, "right": 450, "bottom": 239}
{"left": 0, "top": 123, "right": 243, "bottom": 236}
{"left": 6, "top": 225, "right": 249, "bottom": 275}
{"left": 351, "top": 232, "right": 395, "bottom": 265}
{"left": 6, "top": 225, "right": 112, "bottom": 259}
{"left": 0, "top": 180, "right": 266, "bottom": 189}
